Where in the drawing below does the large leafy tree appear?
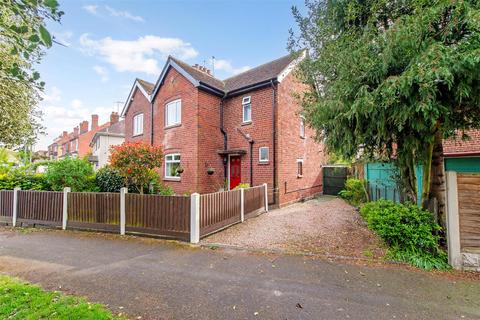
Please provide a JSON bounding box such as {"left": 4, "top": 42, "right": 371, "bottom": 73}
{"left": 290, "top": 0, "right": 480, "bottom": 220}
{"left": 0, "top": 0, "right": 63, "bottom": 147}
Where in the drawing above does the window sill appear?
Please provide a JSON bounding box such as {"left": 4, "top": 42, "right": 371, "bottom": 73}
{"left": 165, "top": 124, "right": 181, "bottom": 130}
{"left": 258, "top": 161, "right": 269, "bottom": 165}
{"left": 300, "top": 136, "right": 306, "bottom": 139}
{"left": 132, "top": 133, "right": 144, "bottom": 137}
{"left": 241, "top": 121, "right": 252, "bottom": 126}
{"left": 164, "top": 177, "right": 181, "bottom": 182}
{"left": 297, "top": 175, "right": 303, "bottom": 179}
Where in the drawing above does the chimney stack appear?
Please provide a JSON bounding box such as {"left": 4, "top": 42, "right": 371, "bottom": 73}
{"left": 73, "top": 126, "right": 79, "bottom": 136}
{"left": 62, "top": 131, "right": 68, "bottom": 138}
{"left": 80, "top": 121, "right": 89, "bottom": 134}
{"left": 110, "top": 112, "right": 119, "bottom": 124}
{"left": 91, "top": 114, "right": 99, "bottom": 129}
{"left": 192, "top": 64, "right": 212, "bottom": 76}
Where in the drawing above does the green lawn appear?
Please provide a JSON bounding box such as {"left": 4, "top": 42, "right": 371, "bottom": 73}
{"left": 0, "top": 275, "right": 124, "bottom": 319}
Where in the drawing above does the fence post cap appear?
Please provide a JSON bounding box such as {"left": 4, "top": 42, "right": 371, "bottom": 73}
{"left": 120, "top": 187, "right": 128, "bottom": 193}
{"left": 63, "top": 187, "right": 71, "bottom": 192}
{"left": 13, "top": 187, "right": 21, "bottom": 191}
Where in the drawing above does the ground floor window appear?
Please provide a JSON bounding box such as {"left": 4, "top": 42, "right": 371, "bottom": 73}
{"left": 165, "top": 154, "right": 181, "bottom": 178}
{"left": 297, "top": 159, "right": 303, "bottom": 177}
{"left": 259, "top": 147, "right": 269, "bottom": 163}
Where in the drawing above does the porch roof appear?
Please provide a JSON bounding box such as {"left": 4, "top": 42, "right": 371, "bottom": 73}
{"left": 217, "top": 149, "right": 247, "bottom": 156}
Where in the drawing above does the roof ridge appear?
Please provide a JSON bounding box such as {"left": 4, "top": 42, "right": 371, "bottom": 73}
{"left": 169, "top": 56, "right": 225, "bottom": 84}
{"left": 222, "top": 52, "right": 294, "bottom": 81}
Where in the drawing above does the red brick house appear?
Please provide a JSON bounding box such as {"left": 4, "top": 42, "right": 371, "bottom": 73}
{"left": 48, "top": 113, "right": 119, "bottom": 160}
{"left": 121, "top": 52, "right": 326, "bottom": 206}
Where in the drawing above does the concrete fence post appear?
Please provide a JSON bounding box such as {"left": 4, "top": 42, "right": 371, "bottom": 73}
{"left": 263, "top": 183, "right": 269, "bottom": 212}
{"left": 190, "top": 193, "right": 200, "bottom": 244}
{"left": 12, "top": 187, "right": 20, "bottom": 227}
{"left": 62, "top": 187, "right": 70, "bottom": 230}
{"left": 446, "top": 171, "right": 462, "bottom": 270}
{"left": 120, "top": 187, "right": 127, "bottom": 236}
{"left": 240, "top": 188, "right": 245, "bottom": 222}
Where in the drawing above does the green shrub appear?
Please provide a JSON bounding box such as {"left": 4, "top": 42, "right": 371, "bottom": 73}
{"left": 360, "top": 200, "right": 449, "bottom": 270}
{"left": 0, "top": 167, "right": 51, "bottom": 190}
{"left": 96, "top": 166, "right": 124, "bottom": 193}
{"left": 45, "top": 157, "right": 96, "bottom": 192}
{"left": 145, "top": 171, "right": 174, "bottom": 196}
{"left": 339, "top": 178, "right": 367, "bottom": 206}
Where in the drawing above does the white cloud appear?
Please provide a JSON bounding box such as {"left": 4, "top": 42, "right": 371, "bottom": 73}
{"left": 40, "top": 86, "right": 61, "bottom": 103}
{"left": 83, "top": 5, "right": 98, "bottom": 15}
{"left": 93, "top": 65, "right": 109, "bottom": 82}
{"left": 36, "top": 97, "right": 114, "bottom": 149}
{"left": 53, "top": 31, "right": 73, "bottom": 47}
{"left": 79, "top": 34, "right": 198, "bottom": 75}
{"left": 70, "top": 99, "right": 84, "bottom": 109}
{"left": 214, "top": 59, "right": 251, "bottom": 76}
{"left": 105, "top": 5, "right": 144, "bottom": 22}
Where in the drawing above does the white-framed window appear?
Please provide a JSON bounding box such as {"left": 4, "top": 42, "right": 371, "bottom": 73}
{"left": 259, "top": 147, "right": 269, "bottom": 163}
{"left": 242, "top": 96, "right": 251, "bottom": 123}
{"left": 165, "top": 154, "right": 181, "bottom": 178}
{"left": 133, "top": 113, "right": 144, "bottom": 136}
{"left": 297, "top": 159, "right": 303, "bottom": 177}
{"left": 95, "top": 138, "right": 100, "bottom": 151}
{"left": 300, "top": 116, "right": 306, "bottom": 138}
{"left": 165, "top": 99, "right": 181, "bottom": 127}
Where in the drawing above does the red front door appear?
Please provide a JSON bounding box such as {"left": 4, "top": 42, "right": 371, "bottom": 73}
{"left": 229, "top": 156, "right": 241, "bottom": 189}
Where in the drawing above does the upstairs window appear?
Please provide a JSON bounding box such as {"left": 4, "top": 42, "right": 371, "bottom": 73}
{"left": 166, "top": 99, "right": 181, "bottom": 127}
{"left": 242, "top": 96, "right": 251, "bottom": 123}
{"left": 300, "top": 117, "right": 306, "bottom": 138}
{"left": 165, "top": 154, "right": 181, "bottom": 178}
{"left": 133, "top": 113, "right": 144, "bottom": 136}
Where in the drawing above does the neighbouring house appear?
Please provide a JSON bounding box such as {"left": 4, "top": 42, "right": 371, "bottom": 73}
{"left": 89, "top": 116, "right": 125, "bottom": 170}
{"left": 47, "top": 113, "right": 118, "bottom": 160}
{"left": 121, "top": 52, "right": 326, "bottom": 206}
{"left": 443, "top": 129, "right": 480, "bottom": 173}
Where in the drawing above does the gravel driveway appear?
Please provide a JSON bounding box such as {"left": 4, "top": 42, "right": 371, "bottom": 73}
{"left": 202, "top": 196, "right": 384, "bottom": 259}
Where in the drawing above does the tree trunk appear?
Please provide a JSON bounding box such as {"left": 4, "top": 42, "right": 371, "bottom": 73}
{"left": 430, "top": 131, "right": 446, "bottom": 227}
{"left": 421, "top": 139, "right": 434, "bottom": 208}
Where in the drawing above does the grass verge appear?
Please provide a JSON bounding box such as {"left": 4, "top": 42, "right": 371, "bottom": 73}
{"left": 0, "top": 275, "right": 124, "bottom": 319}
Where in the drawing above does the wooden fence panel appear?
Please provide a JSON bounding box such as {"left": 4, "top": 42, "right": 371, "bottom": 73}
{"left": 200, "top": 190, "right": 241, "bottom": 237}
{"left": 0, "top": 190, "right": 14, "bottom": 223}
{"left": 125, "top": 194, "right": 190, "bottom": 240}
{"left": 244, "top": 186, "right": 265, "bottom": 218}
{"left": 457, "top": 173, "right": 480, "bottom": 250}
{"left": 67, "top": 192, "right": 120, "bottom": 232}
{"left": 17, "top": 191, "right": 63, "bottom": 226}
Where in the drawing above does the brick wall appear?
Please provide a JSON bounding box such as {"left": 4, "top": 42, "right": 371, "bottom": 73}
{"left": 152, "top": 67, "right": 199, "bottom": 195}
{"left": 197, "top": 90, "right": 224, "bottom": 193}
{"left": 124, "top": 87, "right": 152, "bottom": 144}
{"left": 277, "top": 71, "right": 326, "bottom": 206}
{"left": 223, "top": 86, "right": 275, "bottom": 200}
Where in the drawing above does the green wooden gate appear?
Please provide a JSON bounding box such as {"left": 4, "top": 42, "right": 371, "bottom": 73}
{"left": 364, "top": 162, "right": 423, "bottom": 204}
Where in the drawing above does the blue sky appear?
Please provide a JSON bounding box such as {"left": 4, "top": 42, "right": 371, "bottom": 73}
{"left": 37, "top": 0, "right": 304, "bottom": 149}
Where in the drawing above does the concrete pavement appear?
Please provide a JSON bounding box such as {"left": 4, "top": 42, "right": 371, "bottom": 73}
{"left": 0, "top": 228, "right": 478, "bottom": 319}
